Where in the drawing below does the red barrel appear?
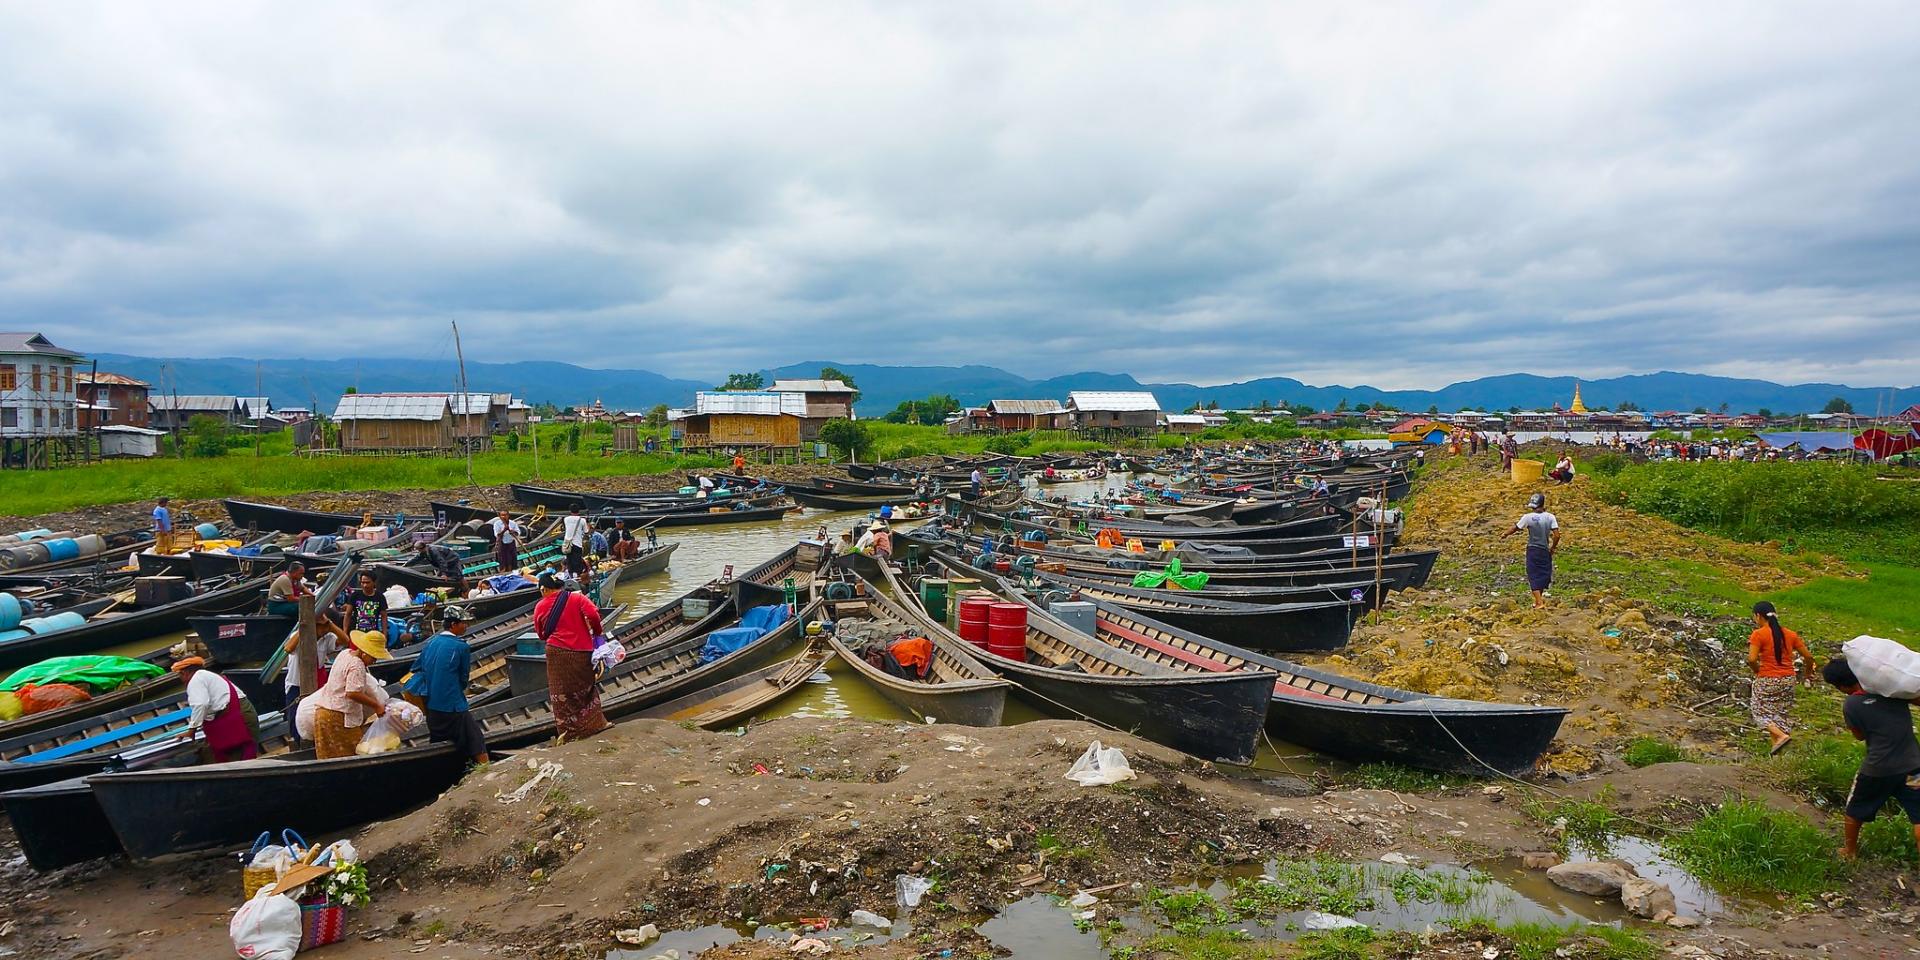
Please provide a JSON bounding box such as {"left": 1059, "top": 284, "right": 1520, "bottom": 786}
{"left": 986, "top": 603, "right": 1028, "bottom": 661}
{"left": 957, "top": 597, "right": 992, "bottom": 649}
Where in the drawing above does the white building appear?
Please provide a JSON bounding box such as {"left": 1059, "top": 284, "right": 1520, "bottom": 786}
{"left": 0, "top": 332, "right": 83, "bottom": 440}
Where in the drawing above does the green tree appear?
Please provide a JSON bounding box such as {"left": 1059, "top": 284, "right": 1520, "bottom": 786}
{"left": 565, "top": 424, "right": 582, "bottom": 453}
{"left": 1335, "top": 398, "right": 1350, "bottom": 412}
{"left": 1717, "top": 402, "right": 1730, "bottom": 414}
{"left": 1256, "top": 399, "right": 1273, "bottom": 412}
{"left": 505, "top": 431, "right": 520, "bottom": 452}
{"left": 719, "top": 372, "right": 766, "bottom": 391}
{"left": 818, "top": 366, "right": 860, "bottom": 403}
{"left": 818, "top": 418, "right": 872, "bottom": 460}
{"left": 1692, "top": 406, "right": 1709, "bottom": 414}
{"left": 1426, "top": 404, "right": 1440, "bottom": 415}
{"left": 983, "top": 433, "right": 1024, "bottom": 455}
{"left": 1756, "top": 407, "right": 1773, "bottom": 420}
{"left": 1616, "top": 400, "right": 1641, "bottom": 412}
{"left": 883, "top": 394, "right": 960, "bottom": 426}
{"left": 1823, "top": 396, "right": 1854, "bottom": 414}
{"left": 184, "top": 414, "right": 230, "bottom": 458}
{"left": 644, "top": 403, "right": 669, "bottom": 427}
{"left": 343, "top": 386, "right": 358, "bottom": 395}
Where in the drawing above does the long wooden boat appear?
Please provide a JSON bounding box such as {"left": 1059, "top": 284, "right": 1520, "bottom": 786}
{"left": 88, "top": 743, "right": 470, "bottom": 861}
{"left": 872, "top": 564, "right": 1274, "bottom": 764}
{"left": 1045, "top": 564, "right": 1383, "bottom": 608}
{"left": 1074, "top": 599, "right": 1565, "bottom": 775}
{"left": 0, "top": 574, "right": 268, "bottom": 671}
{"left": 928, "top": 544, "right": 1355, "bottom": 653}
{"left": 508, "top": 483, "right": 703, "bottom": 510}
{"left": 632, "top": 644, "right": 835, "bottom": 730}
{"left": 222, "top": 499, "right": 411, "bottom": 536}
{"left": 821, "top": 584, "right": 1009, "bottom": 726}
{"left": 591, "top": 502, "right": 796, "bottom": 527}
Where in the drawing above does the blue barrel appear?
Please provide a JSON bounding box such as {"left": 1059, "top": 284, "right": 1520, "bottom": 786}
{"left": 0, "top": 593, "right": 23, "bottom": 631}
{"left": 195, "top": 522, "right": 221, "bottom": 539}
{"left": 0, "top": 611, "right": 87, "bottom": 644}
{"left": 44, "top": 538, "right": 81, "bottom": 562}
{"left": 13, "top": 529, "right": 52, "bottom": 542}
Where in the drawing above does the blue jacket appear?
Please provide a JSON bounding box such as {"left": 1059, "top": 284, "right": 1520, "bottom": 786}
{"left": 402, "top": 631, "right": 472, "bottom": 712}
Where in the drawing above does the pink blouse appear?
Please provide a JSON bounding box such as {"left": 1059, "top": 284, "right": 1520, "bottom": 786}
{"left": 312, "top": 650, "right": 378, "bottom": 727}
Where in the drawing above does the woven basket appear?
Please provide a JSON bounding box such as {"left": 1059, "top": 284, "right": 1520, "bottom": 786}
{"left": 240, "top": 832, "right": 278, "bottom": 898}
{"left": 299, "top": 894, "right": 346, "bottom": 950}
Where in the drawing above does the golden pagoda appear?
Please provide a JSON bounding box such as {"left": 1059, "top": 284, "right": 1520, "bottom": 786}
{"left": 1569, "top": 381, "right": 1588, "bottom": 415}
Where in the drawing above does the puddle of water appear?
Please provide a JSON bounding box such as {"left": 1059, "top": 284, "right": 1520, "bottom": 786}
{"left": 977, "top": 894, "right": 1108, "bottom": 960}
{"left": 1565, "top": 835, "right": 1727, "bottom": 916}
{"left": 607, "top": 916, "right": 908, "bottom": 959}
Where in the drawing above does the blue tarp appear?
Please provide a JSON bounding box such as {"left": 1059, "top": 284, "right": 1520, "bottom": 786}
{"left": 699, "top": 604, "right": 791, "bottom": 664}
{"left": 487, "top": 573, "right": 535, "bottom": 593}
{"left": 1755, "top": 431, "right": 1857, "bottom": 452}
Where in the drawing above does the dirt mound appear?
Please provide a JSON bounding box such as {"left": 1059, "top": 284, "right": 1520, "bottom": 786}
{"left": 355, "top": 717, "right": 1320, "bottom": 953}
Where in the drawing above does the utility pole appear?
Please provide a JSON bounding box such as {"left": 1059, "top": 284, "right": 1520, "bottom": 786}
{"left": 451, "top": 321, "right": 474, "bottom": 486}
{"left": 254, "top": 361, "right": 263, "bottom": 459}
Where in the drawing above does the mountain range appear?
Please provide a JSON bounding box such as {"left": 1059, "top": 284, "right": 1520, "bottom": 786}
{"left": 89, "top": 353, "right": 1916, "bottom": 419}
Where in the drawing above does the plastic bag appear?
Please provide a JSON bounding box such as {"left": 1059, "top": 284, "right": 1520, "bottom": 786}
{"left": 230, "top": 886, "right": 301, "bottom": 960}
{"left": 294, "top": 696, "right": 318, "bottom": 740}
{"left": 322, "top": 839, "right": 357, "bottom": 865}
{"left": 0, "top": 692, "right": 21, "bottom": 722}
{"left": 248, "top": 843, "right": 290, "bottom": 870}
{"left": 354, "top": 699, "right": 423, "bottom": 755}
{"left": 895, "top": 874, "right": 934, "bottom": 911}
{"left": 1064, "top": 740, "right": 1136, "bottom": 786}
{"left": 17, "top": 682, "right": 91, "bottom": 716}
{"left": 1843, "top": 635, "right": 1920, "bottom": 699}
{"left": 590, "top": 640, "right": 626, "bottom": 671}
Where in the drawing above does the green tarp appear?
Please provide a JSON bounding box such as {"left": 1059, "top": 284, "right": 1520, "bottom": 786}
{"left": 1132, "top": 557, "right": 1210, "bottom": 591}
{"left": 0, "top": 655, "right": 165, "bottom": 692}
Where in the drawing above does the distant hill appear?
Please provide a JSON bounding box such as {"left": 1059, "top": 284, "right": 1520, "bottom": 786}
{"left": 86, "top": 353, "right": 1915, "bottom": 419}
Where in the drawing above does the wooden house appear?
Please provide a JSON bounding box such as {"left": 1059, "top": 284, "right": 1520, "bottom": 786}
{"left": 678, "top": 392, "right": 804, "bottom": 452}
{"left": 1067, "top": 391, "right": 1161, "bottom": 434}
{"left": 76, "top": 371, "right": 150, "bottom": 430}
{"left": 1162, "top": 413, "right": 1208, "bottom": 435}
{"left": 769, "top": 379, "right": 857, "bottom": 439}
{"left": 332, "top": 394, "right": 455, "bottom": 451}
{"left": 149, "top": 395, "right": 244, "bottom": 432}
{"left": 986, "top": 399, "right": 1068, "bottom": 432}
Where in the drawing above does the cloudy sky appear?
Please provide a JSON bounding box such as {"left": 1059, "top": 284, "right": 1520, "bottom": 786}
{"left": 2, "top": 2, "right": 1916, "bottom": 389}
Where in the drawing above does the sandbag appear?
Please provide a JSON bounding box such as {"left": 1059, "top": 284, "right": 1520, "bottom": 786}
{"left": 16, "top": 683, "right": 91, "bottom": 715}
{"left": 1843, "top": 635, "right": 1920, "bottom": 699}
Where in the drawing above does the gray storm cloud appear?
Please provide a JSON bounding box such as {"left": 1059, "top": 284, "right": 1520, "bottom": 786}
{"left": 1, "top": 1, "right": 1916, "bottom": 388}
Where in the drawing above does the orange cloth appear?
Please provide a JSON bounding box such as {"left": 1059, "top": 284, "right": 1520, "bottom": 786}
{"left": 1749, "top": 626, "right": 1809, "bottom": 678}
{"left": 889, "top": 636, "right": 934, "bottom": 674}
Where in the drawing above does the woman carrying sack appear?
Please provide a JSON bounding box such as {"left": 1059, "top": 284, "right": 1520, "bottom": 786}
{"left": 309, "top": 630, "right": 393, "bottom": 759}
{"left": 533, "top": 573, "right": 609, "bottom": 742}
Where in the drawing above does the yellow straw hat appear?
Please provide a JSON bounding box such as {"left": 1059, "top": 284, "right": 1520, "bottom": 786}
{"left": 347, "top": 629, "right": 393, "bottom": 661}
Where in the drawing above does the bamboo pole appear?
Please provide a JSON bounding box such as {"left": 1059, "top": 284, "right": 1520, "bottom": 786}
{"left": 294, "top": 593, "right": 319, "bottom": 695}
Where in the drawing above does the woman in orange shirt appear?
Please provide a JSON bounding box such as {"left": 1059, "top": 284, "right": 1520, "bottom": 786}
{"left": 1748, "top": 601, "right": 1816, "bottom": 754}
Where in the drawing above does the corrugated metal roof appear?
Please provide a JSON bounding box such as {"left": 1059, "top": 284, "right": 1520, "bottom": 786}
{"left": 99, "top": 425, "right": 168, "bottom": 435}
{"left": 77, "top": 371, "right": 149, "bottom": 387}
{"left": 1163, "top": 414, "right": 1207, "bottom": 425}
{"left": 770, "top": 379, "right": 856, "bottom": 393}
{"left": 150, "top": 395, "right": 241, "bottom": 411}
{"left": 1068, "top": 391, "right": 1160, "bottom": 412}
{"left": 988, "top": 399, "right": 1065, "bottom": 415}
{"left": 333, "top": 394, "right": 450, "bottom": 420}
{"left": 695, "top": 392, "right": 808, "bottom": 416}
{"left": 239, "top": 397, "right": 272, "bottom": 419}
{"left": 0, "top": 333, "right": 83, "bottom": 358}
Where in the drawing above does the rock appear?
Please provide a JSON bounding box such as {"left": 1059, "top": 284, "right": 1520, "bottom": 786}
{"left": 1379, "top": 852, "right": 1412, "bottom": 866}
{"left": 1546, "top": 860, "right": 1638, "bottom": 897}
{"left": 1620, "top": 877, "right": 1677, "bottom": 919}
{"left": 1521, "top": 851, "right": 1562, "bottom": 870}
{"left": 847, "top": 910, "right": 890, "bottom": 928}
{"left": 1665, "top": 914, "right": 1702, "bottom": 928}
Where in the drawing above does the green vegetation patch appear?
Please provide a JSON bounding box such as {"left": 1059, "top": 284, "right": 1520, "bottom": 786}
{"left": 1665, "top": 797, "right": 1842, "bottom": 897}
{"left": 1340, "top": 762, "right": 1473, "bottom": 793}
{"left": 1620, "top": 737, "right": 1690, "bottom": 768}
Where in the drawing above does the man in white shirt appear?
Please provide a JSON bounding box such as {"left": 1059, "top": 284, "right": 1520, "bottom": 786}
{"left": 562, "top": 507, "right": 591, "bottom": 581}
{"left": 173, "top": 657, "right": 260, "bottom": 762}
{"left": 490, "top": 510, "right": 524, "bottom": 571}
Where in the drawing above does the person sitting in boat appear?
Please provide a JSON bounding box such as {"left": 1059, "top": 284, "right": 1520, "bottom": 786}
{"left": 310, "top": 630, "right": 393, "bottom": 760}
{"left": 269, "top": 562, "right": 348, "bottom": 642}
{"left": 1355, "top": 497, "right": 1403, "bottom": 537}
{"left": 172, "top": 657, "right": 260, "bottom": 764}
{"left": 398, "top": 595, "right": 441, "bottom": 647}
{"left": 697, "top": 475, "right": 715, "bottom": 497}
{"left": 608, "top": 519, "right": 638, "bottom": 561}
{"left": 403, "top": 604, "right": 489, "bottom": 766}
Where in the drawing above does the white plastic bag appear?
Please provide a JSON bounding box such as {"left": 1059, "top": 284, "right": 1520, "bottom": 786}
{"left": 590, "top": 640, "right": 627, "bottom": 671}
{"left": 322, "top": 839, "right": 357, "bottom": 865}
{"left": 294, "top": 696, "right": 318, "bottom": 740}
{"left": 247, "top": 843, "right": 288, "bottom": 870}
{"left": 230, "top": 886, "right": 301, "bottom": 960}
{"left": 895, "top": 874, "right": 934, "bottom": 911}
{"left": 1065, "top": 740, "right": 1136, "bottom": 787}
{"left": 355, "top": 703, "right": 420, "bottom": 756}
{"left": 1844, "top": 635, "right": 1920, "bottom": 699}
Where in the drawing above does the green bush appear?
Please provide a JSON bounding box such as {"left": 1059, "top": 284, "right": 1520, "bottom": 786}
{"left": 1582, "top": 452, "right": 1631, "bottom": 477}
{"left": 1621, "top": 737, "right": 1689, "bottom": 768}
{"left": 982, "top": 434, "right": 1023, "bottom": 455}
{"left": 1667, "top": 797, "right": 1842, "bottom": 896}
{"left": 1767, "top": 734, "right": 1863, "bottom": 807}
{"left": 1860, "top": 814, "right": 1919, "bottom": 863}
{"left": 1596, "top": 461, "right": 1920, "bottom": 564}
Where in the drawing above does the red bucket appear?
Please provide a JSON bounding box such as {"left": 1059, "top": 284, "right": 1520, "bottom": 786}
{"left": 957, "top": 597, "right": 992, "bottom": 649}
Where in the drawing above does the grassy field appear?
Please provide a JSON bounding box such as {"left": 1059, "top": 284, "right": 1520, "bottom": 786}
{"left": 1, "top": 421, "right": 1385, "bottom": 516}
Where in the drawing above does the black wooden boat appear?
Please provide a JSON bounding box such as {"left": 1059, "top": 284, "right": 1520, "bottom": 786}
{"left": 0, "top": 776, "right": 119, "bottom": 868}
{"left": 1045, "top": 564, "right": 1383, "bottom": 608}
{"left": 590, "top": 502, "right": 795, "bottom": 527}
{"left": 0, "top": 574, "right": 268, "bottom": 671}
{"left": 873, "top": 565, "right": 1274, "bottom": 764}
{"left": 222, "top": 499, "right": 406, "bottom": 536}
{"left": 508, "top": 483, "right": 700, "bottom": 510}
{"left": 189, "top": 614, "right": 297, "bottom": 664}
{"left": 822, "top": 585, "right": 1010, "bottom": 726}
{"left": 1073, "top": 600, "right": 1566, "bottom": 775}
{"left": 89, "top": 742, "right": 469, "bottom": 861}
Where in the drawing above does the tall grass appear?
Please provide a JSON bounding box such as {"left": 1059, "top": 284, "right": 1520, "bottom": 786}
{"left": 1666, "top": 798, "right": 1842, "bottom": 896}
{"left": 1596, "top": 461, "right": 1920, "bottom": 564}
